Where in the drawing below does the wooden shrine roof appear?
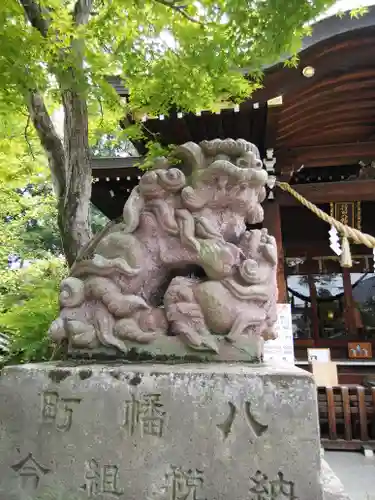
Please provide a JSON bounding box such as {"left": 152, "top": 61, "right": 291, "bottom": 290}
{"left": 92, "top": 6, "right": 375, "bottom": 219}
{"left": 275, "top": 23, "right": 375, "bottom": 173}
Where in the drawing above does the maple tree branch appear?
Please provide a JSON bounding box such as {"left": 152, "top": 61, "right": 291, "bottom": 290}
{"left": 19, "top": 0, "right": 50, "bottom": 37}
{"left": 27, "top": 91, "right": 66, "bottom": 198}
{"left": 140, "top": 122, "right": 159, "bottom": 141}
{"left": 97, "top": 96, "right": 104, "bottom": 128}
{"left": 20, "top": 0, "right": 93, "bottom": 34}
{"left": 19, "top": 3, "right": 66, "bottom": 196}
{"left": 153, "top": 0, "right": 205, "bottom": 25}
{"left": 73, "top": 0, "right": 93, "bottom": 25}
{"left": 24, "top": 114, "right": 36, "bottom": 160}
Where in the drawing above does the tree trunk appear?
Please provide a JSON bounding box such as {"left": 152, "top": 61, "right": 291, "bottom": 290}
{"left": 22, "top": 0, "right": 94, "bottom": 267}
{"left": 27, "top": 90, "right": 92, "bottom": 267}
{"left": 59, "top": 90, "right": 92, "bottom": 267}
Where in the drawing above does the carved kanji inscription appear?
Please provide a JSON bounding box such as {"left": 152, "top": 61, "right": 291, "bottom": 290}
{"left": 122, "top": 393, "right": 165, "bottom": 437}
{"left": 217, "top": 401, "right": 268, "bottom": 440}
{"left": 249, "top": 471, "right": 297, "bottom": 500}
{"left": 80, "top": 459, "right": 123, "bottom": 497}
{"left": 244, "top": 402, "right": 268, "bottom": 437}
{"left": 160, "top": 466, "right": 206, "bottom": 500}
{"left": 11, "top": 452, "right": 50, "bottom": 490}
{"left": 216, "top": 401, "right": 237, "bottom": 439}
{"left": 42, "top": 390, "right": 81, "bottom": 432}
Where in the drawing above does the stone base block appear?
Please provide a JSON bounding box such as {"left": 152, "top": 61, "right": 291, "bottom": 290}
{"left": 0, "top": 362, "right": 323, "bottom": 500}
{"left": 321, "top": 459, "right": 351, "bottom": 500}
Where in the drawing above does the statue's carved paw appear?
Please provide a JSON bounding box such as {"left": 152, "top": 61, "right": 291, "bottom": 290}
{"left": 49, "top": 318, "right": 98, "bottom": 348}
{"left": 68, "top": 322, "right": 98, "bottom": 348}
{"left": 48, "top": 318, "right": 67, "bottom": 343}
{"left": 177, "top": 325, "right": 219, "bottom": 354}
{"left": 107, "top": 295, "right": 150, "bottom": 317}
{"left": 114, "top": 318, "right": 158, "bottom": 344}
{"left": 196, "top": 331, "right": 220, "bottom": 353}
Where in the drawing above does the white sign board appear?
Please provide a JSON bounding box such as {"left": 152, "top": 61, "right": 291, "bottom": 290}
{"left": 307, "top": 348, "right": 331, "bottom": 363}
{"left": 264, "top": 303, "right": 295, "bottom": 364}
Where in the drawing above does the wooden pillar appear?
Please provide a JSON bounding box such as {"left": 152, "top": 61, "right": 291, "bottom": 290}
{"left": 307, "top": 271, "right": 320, "bottom": 343}
{"left": 263, "top": 200, "right": 287, "bottom": 303}
{"left": 342, "top": 268, "right": 357, "bottom": 336}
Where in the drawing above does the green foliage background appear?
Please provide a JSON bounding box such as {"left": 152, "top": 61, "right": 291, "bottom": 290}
{"left": 0, "top": 0, "right": 343, "bottom": 164}
{"left": 0, "top": 177, "right": 108, "bottom": 366}
{"left": 0, "top": 258, "right": 66, "bottom": 364}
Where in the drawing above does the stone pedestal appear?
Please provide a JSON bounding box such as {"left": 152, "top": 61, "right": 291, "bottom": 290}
{"left": 0, "top": 362, "right": 324, "bottom": 500}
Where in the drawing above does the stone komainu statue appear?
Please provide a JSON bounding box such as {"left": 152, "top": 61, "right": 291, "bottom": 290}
{"left": 49, "top": 139, "right": 278, "bottom": 361}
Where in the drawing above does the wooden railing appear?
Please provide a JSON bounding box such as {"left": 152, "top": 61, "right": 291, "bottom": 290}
{"left": 318, "top": 385, "right": 375, "bottom": 450}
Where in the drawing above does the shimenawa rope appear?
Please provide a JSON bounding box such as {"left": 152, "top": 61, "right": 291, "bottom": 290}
{"left": 276, "top": 181, "right": 375, "bottom": 268}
